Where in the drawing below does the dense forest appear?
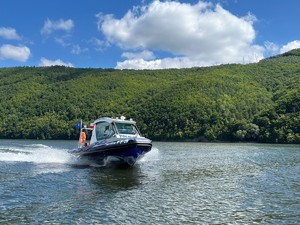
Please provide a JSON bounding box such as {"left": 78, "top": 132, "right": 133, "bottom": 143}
{"left": 0, "top": 49, "right": 299, "bottom": 143}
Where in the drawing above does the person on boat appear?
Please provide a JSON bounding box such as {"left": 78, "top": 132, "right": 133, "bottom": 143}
{"left": 103, "top": 125, "right": 114, "bottom": 137}
{"left": 104, "top": 126, "right": 113, "bottom": 137}
{"left": 80, "top": 131, "right": 86, "bottom": 143}
{"left": 80, "top": 131, "right": 88, "bottom": 147}
{"left": 104, "top": 126, "right": 108, "bottom": 135}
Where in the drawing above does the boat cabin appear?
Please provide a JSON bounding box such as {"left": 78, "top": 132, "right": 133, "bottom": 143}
{"left": 79, "top": 117, "right": 141, "bottom": 147}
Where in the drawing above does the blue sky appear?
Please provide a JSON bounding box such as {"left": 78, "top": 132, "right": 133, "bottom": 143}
{"left": 0, "top": 0, "right": 299, "bottom": 69}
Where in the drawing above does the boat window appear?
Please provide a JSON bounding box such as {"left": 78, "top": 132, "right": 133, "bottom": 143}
{"left": 115, "top": 122, "right": 138, "bottom": 135}
{"left": 95, "top": 122, "right": 114, "bottom": 140}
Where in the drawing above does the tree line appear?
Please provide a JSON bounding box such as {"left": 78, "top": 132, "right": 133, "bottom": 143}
{"left": 0, "top": 49, "right": 299, "bottom": 143}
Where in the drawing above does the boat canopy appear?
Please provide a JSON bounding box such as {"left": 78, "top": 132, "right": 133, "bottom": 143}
{"left": 93, "top": 116, "right": 136, "bottom": 125}
{"left": 87, "top": 116, "right": 141, "bottom": 144}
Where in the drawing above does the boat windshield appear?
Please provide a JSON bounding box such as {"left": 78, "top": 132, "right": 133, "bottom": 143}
{"left": 95, "top": 121, "right": 115, "bottom": 140}
{"left": 115, "top": 122, "right": 139, "bottom": 135}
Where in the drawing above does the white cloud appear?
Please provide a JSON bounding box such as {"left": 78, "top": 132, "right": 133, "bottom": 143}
{"left": 41, "top": 18, "right": 74, "bottom": 35}
{"left": 121, "top": 50, "right": 155, "bottom": 60}
{"left": 39, "top": 57, "right": 74, "bottom": 67}
{"left": 280, "top": 40, "right": 300, "bottom": 54}
{"left": 89, "top": 37, "right": 107, "bottom": 51}
{"left": 116, "top": 58, "right": 161, "bottom": 70}
{"left": 116, "top": 57, "right": 210, "bottom": 69}
{"left": 0, "top": 44, "right": 30, "bottom": 62}
{"left": 54, "top": 35, "right": 72, "bottom": 47}
{"left": 97, "top": 0, "right": 263, "bottom": 69}
{"left": 0, "top": 27, "right": 21, "bottom": 40}
{"left": 71, "top": 44, "right": 88, "bottom": 55}
{"left": 264, "top": 41, "right": 279, "bottom": 55}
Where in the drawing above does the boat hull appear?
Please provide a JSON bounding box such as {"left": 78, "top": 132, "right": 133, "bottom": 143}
{"left": 69, "top": 139, "right": 152, "bottom": 167}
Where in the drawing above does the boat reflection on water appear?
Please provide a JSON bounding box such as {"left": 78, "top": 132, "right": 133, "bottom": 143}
{"left": 88, "top": 166, "right": 145, "bottom": 192}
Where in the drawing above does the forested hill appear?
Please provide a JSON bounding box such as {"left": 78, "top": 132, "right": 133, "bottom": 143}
{"left": 0, "top": 49, "right": 299, "bottom": 143}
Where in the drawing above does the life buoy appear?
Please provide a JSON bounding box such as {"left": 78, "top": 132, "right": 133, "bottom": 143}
{"left": 80, "top": 132, "right": 86, "bottom": 143}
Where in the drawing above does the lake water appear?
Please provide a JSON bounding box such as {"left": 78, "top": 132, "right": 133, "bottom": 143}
{"left": 0, "top": 140, "right": 299, "bottom": 224}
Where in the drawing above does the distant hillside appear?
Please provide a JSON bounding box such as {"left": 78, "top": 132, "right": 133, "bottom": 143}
{"left": 0, "top": 50, "right": 299, "bottom": 143}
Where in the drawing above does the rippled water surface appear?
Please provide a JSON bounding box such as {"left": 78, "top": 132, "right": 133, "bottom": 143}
{"left": 0, "top": 140, "right": 299, "bottom": 224}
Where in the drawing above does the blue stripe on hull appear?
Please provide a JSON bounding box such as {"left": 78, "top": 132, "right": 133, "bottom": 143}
{"left": 85, "top": 146, "right": 149, "bottom": 167}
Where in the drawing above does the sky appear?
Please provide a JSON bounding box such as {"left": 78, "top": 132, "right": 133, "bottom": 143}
{"left": 0, "top": 0, "right": 300, "bottom": 69}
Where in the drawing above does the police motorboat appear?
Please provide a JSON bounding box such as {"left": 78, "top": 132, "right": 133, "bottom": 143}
{"left": 69, "top": 116, "right": 152, "bottom": 167}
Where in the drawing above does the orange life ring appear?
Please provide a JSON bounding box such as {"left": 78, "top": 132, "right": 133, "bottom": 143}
{"left": 80, "top": 132, "right": 86, "bottom": 143}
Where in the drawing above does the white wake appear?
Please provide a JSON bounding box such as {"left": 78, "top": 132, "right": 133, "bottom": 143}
{"left": 0, "top": 143, "right": 73, "bottom": 164}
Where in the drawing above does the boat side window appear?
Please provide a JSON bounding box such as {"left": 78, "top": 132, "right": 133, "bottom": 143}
{"left": 95, "top": 122, "right": 114, "bottom": 140}
{"left": 115, "top": 122, "right": 138, "bottom": 135}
